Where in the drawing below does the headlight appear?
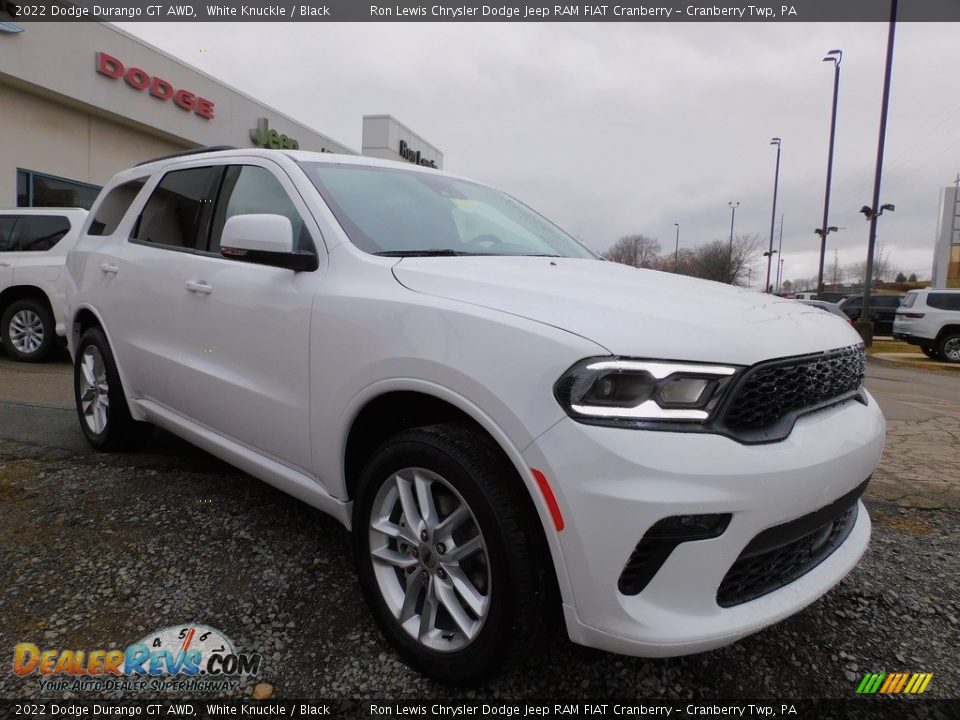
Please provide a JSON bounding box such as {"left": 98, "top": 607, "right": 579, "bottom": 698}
{"left": 554, "top": 358, "right": 741, "bottom": 425}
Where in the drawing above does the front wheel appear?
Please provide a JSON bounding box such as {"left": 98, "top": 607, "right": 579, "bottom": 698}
{"left": 937, "top": 332, "right": 960, "bottom": 364}
{"left": 74, "top": 327, "right": 152, "bottom": 450}
{"left": 921, "top": 345, "right": 940, "bottom": 360}
{"left": 352, "top": 423, "right": 554, "bottom": 684}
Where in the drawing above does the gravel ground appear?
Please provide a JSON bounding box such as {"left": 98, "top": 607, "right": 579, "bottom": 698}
{"left": 0, "top": 433, "right": 957, "bottom": 701}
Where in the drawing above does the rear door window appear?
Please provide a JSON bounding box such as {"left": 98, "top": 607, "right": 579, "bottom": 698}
{"left": 133, "top": 167, "right": 221, "bottom": 251}
{"left": 0, "top": 216, "right": 18, "bottom": 252}
{"left": 13, "top": 215, "right": 71, "bottom": 252}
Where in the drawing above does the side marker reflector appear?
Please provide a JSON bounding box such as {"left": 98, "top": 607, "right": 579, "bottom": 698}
{"left": 531, "top": 468, "right": 564, "bottom": 532}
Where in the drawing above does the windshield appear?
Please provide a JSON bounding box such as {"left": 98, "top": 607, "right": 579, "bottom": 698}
{"left": 298, "top": 162, "right": 596, "bottom": 259}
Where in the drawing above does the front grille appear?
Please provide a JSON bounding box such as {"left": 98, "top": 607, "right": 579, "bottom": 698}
{"left": 716, "top": 480, "right": 867, "bottom": 607}
{"left": 718, "top": 344, "right": 865, "bottom": 442}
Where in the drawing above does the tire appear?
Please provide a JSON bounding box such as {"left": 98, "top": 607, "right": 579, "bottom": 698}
{"left": 936, "top": 332, "right": 960, "bottom": 364}
{"left": 352, "top": 423, "right": 554, "bottom": 684}
{"left": 1, "top": 298, "right": 56, "bottom": 362}
{"left": 920, "top": 346, "right": 940, "bottom": 360}
{"left": 74, "top": 327, "right": 152, "bottom": 450}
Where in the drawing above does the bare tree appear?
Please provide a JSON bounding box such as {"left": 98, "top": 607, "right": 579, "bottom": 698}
{"left": 603, "top": 234, "right": 661, "bottom": 268}
{"left": 677, "top": 233, "right": 764, "bottom": 285}
{"left": 845, "top": 245, "right": 892, "bottom": 285}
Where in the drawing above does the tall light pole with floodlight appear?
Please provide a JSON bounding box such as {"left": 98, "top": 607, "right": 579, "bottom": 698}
{"left": 765, "top": 138, "right": 782, "bottom": 293}
{"left": 817, "top": 49, "right": 842, "bottom": 296}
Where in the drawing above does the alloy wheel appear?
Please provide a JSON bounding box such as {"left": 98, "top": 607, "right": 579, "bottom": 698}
{"left": 944, "top": 337, "right": 960, "bottom": 362}
{"left": 9, "top": 309, "right": 44, "bottom": 355}
{"left": 368, "top": 467, "right": 491, "bottom": 652}
{"left": 79, "top": 345, "right": 110, "bottom": 434}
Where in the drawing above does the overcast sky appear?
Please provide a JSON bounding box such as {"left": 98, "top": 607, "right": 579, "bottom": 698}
{"left": 119, "top": 21, "right": 959, "bottom": 288}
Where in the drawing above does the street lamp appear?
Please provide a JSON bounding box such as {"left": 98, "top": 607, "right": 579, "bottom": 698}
{"left": 674, "top": 223, "right": 680, "bottom": 272}
{"left": 817, "top": 49, "right": 843, "bottom": 296}
{"left": 778, "top": 257, "right": 785, "bottom": 293}
{"left": 728, "top": 202, "right": 739, "bottom": 283}
{"left": 765, "top": 138, "right": 782, "bottom": 293}
{"left": 859, "top": 0, "right": 898, "bottom": 347}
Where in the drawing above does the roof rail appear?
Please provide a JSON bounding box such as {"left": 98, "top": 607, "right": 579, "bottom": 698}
{"left": 135, "top": 145, "right": 238, "bottom": 167}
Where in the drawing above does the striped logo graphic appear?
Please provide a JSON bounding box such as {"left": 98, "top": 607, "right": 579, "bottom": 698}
{"left": 856, "top": 672, "right": 933, "bottom": 695}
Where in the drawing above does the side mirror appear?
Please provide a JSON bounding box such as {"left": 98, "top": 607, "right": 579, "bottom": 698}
{"left": 220, "top": 214, "right": 317, "bottom": 272}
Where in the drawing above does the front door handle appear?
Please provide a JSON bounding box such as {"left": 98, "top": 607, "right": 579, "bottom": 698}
{"left": 185, "top": 280, "right": 213, "bottom": 295}
{"left": 100, "top": 263, "right": 119, "bottom": 274}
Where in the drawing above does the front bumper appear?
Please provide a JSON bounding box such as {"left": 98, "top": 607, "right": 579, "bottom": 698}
{"left": 523, "top": 390, "right": 885, "bottom": 657}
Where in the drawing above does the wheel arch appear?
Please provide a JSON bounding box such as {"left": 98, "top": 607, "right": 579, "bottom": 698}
{"left": 0, "top": 285, "right": 55, "bottom": 320}
{"left": 935, "top": 324, "right": 960, "bottom": 344}
{"left": 340, "top": 381, "right": 572, "bottom": 606}
{"left": 69, "top": 303, "right": 147, "bottom": 422}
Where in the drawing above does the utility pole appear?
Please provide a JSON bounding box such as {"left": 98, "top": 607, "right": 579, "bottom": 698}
{"left": 727, "top": 202, "right": 739, "bottom": 283}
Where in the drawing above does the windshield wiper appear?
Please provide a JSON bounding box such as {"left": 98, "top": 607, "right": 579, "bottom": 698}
{"left": 374, "top": 249, "right": 479, "bottom": 257}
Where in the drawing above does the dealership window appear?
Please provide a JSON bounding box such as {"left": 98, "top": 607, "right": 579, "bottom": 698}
{"left": 17, "top": 169, "right": 101, "bottom": 210}
{"left": 133, "top": 167, "right": 220, "bottom": 250}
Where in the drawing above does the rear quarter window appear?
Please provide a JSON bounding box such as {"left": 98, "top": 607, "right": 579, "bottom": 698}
{"left": 900, "top": 293, "right": 917, "bottom": 308}
{"left": 88, "top": 178, "right": 148, "bottom": 236}
{"left": 927, "top": 293, "right": 960, "bottom": 311}
{"left": 13, "top": 215, "right": 71, "bottom": 252}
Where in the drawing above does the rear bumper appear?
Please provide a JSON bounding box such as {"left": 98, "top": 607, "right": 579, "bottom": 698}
{"left": 524, "top": 391, "right": 885, "bottom": 657}
{"left": 891, "top": 330, "right": 932, "bottom": 346}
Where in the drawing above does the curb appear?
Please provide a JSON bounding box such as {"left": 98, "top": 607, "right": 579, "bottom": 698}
{"left": 868, "top": 353, "right": 960, "bottom": 374}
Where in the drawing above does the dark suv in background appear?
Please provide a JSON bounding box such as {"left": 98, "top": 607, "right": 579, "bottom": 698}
{"left": 838, "top": 294, "right": 904, "bottom": 335}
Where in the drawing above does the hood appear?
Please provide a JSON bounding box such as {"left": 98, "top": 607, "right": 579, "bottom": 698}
{"left": 392, "top": 257, "right": 862, "bottom": 366}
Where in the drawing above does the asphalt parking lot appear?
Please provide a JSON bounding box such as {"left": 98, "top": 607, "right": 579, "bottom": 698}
{"left": 1, "top": 350, "right": 958, "bottom": 700}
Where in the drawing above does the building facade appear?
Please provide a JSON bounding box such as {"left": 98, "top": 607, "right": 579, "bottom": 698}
{"left": 0, "top": 20, "right": 441, "bottom": 209}
{"left": 932, "top": 185, "right": 960, "bottom": 288}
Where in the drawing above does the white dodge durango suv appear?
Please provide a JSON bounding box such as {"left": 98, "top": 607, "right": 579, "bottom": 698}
{"left": 65, "top": 148, "right": 885, "bottom": 682}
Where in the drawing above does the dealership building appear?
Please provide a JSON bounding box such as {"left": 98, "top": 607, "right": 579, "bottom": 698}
{"left": 0, "top": 20, "right": 443, "bottom": 209}
{"left": 932, "top": 185, "right": 960, "bottom": 288}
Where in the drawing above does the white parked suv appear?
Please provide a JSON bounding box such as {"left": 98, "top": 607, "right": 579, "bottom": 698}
{"left": 0, "top": 208, "right": 88, "bottom": 362}
{"left": 65, "top": 148, "right": 885, "bottom": 683}
{"left": 893, "top": 288, "right": 960, "bottom": 362}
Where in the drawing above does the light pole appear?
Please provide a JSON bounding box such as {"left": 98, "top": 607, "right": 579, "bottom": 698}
{"left": 727, "top": 202, "right": 739, "bottom": 283}
{"left": 814, "top": 225, "right": 839, "bottom": 289}
{"left": 817, "top": 49, "right": 842, "bottom": 296}
{"left": 859, "top": 0, "right": 898, "bottom": 346}
{"left": 778, "top": 257, "right": 784, "bottom": 293}
{"left": 674, "top": 223, "right": 680, "bottom": 272}
{"left": 765, "top": 138, "right": 782, "bottom": 293}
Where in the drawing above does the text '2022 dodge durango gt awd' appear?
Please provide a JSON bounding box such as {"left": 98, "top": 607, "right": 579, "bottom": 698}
{"left": 65, "top": 148, "right": 885, "bottom": 683}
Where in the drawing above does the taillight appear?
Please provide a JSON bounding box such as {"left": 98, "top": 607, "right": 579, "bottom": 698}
{"left": 903, "top": 313, "right": 925, "bottom": 319}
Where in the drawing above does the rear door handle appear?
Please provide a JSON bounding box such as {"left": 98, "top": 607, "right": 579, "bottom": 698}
{"left": 185, "top": 280, "right": 213, "bottom": 295}
{"left": 100, "top": 263, "right": 119, "bottom": 274}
